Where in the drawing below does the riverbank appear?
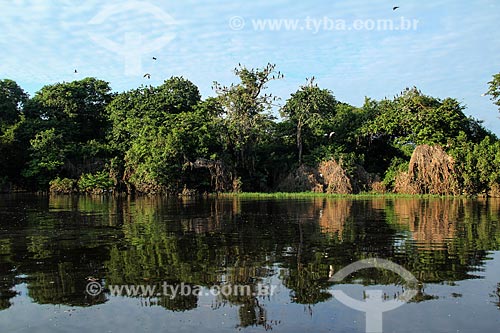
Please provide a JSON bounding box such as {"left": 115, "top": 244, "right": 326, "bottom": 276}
{"left": 213, "top": 192, "right": 471, "bottom": 199}
{"left": 0, "top": 189, "right": 487, "bottom": 200}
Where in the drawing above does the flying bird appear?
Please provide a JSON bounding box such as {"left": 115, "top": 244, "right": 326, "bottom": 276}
{"left": 143, "top": 73, "right": 151, "bottom": 79}
{"left": 393, "top": 6, "right": 399, "bottom": 10}
{"left": 74, "top": 69, "right": 78, "bottom": 74}
{"left": 152, "top": 57, "right": 157, "bottom": 60}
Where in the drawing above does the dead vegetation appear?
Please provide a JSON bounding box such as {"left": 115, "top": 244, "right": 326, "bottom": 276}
{"left": 278, "top": 144, "right": 462, "bottom": 196}
{"left": 277, "top": 159, "right": 380, "bottom": 194}
{"left": 188, "top": 158, "right": 233, "bottom": 192}
{"left": 370, "top": 181, "right": 387, "bottom": 194}
{"left": 394, "top": 145, "right": 459, "bottom": 195}
{"left": 489, "top": 183, "right": 500, "bottom": 198}
{"left": 277, "top": 165, "right": 324, "bottom": 193}
{"left": 319, "top": 160, "right": 352, "bottom": 194}
{"left": 394, "top": 171, "right": 420, "bottom": 195}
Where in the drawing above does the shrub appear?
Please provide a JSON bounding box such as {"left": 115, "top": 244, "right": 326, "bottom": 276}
{"left": 49, "top": 177, "right": 77, "bottom": 194}
{"left": 383, "top": 157, "right": 409, "bottom": 190}
{"left": 451, "top": 134, "right": 500, "bottom": 195}
{"left": 78, "top": 171, "right": 114, "bottom": 193}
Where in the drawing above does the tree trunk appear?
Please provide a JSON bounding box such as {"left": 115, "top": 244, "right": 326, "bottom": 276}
{"left": 297, "top": 122, "right": 303, "bottom": 165}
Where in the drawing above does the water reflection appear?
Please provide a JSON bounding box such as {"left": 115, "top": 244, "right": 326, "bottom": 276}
{"left": 491, "top": 283, "right": 500, "bottom": 311}
{"left": 1, "top": 195, "right": 500, "bottom": 330}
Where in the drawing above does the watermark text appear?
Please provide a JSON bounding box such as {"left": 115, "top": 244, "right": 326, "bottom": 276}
{"left": 229, "top": 16, "right": 419, "bottom": 33}
{"left": 86, "top": 281, "right": 276, "bottom": 299}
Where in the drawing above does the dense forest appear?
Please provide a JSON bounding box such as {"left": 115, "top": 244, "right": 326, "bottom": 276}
{"left": 1, "top": 64, "right": 499, "bottom": 196}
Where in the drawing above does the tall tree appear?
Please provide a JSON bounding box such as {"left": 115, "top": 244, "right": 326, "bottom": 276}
{"left": 0, "top": 79, "right": 27, "bottom": 129}
{"left": 362, "top": 87, "right": 488, "bottom": 146}
{"left": 486, "top": 73, "right": 500, "bottom": 113}
{"left": 0, "top": 80, "right": 28, "bottom": 185}
{"left": 213, "top": 63, "right": 282, "bottom": 185}
{"left": 281, "top": 78, "right": 337, "bottom": 164}
{"left": 108, "top": 77, "right": 201, "bottom": 154}
{"left": 22, "top": 78, "right": 113, "bottom": 186}
{"left": 32, "top": 77, "right": 112, "bottom": 142}
{"left": 107, "top": 77, "right": 218, "bottom": 192}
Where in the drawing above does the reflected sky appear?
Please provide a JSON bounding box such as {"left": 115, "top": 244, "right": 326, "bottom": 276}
{"left": 1, "top": 195, "right": 500, "bottom": 332}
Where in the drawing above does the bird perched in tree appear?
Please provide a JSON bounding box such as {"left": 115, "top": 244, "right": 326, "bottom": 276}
{"left": 143, "top": 73, "right": 151, "bottom": 79}
{"left": 393, "top": 6, "right": 399, "bottom": 10}
{"left": 324, "top": 131, "right": 335, "bottom": 139}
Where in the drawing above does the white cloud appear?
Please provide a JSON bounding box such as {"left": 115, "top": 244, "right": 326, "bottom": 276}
{"left": 0, "top": 0, "right": 499, "bottom": 133}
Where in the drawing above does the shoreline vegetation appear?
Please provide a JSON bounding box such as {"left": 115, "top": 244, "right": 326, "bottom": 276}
{"left": 0, "top": 191, "right": 484, "bottom": 201}
{"left": 214, "top": 192, "right": 466, "bottom": 199}
{"left": 1, "top": 65, "right": 500, "bottom": 197}
{"left": 0, "top": 189, "right": 494, "bottom": 201}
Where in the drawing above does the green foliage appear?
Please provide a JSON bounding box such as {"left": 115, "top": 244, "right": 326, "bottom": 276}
{"left": 107, "top": 77, "right": 220, "bottom": 193}
{"left": 0, "top": 71, "right": 499, "bottom": 195}
{"left": 281, "top": 78, "right": 337, "bottom": 164}
{"left": 32, "top": 77, "right": 112, "bottom": 142}
{"left": 78, "top": 171, "right": 114, "bottom": 193}
{"left": 18, "top": 78, "right": 113, "bottom": 189}
{"left": 450, "top": 132, "right": 500, "bottom": 194}
{"left": 383, "top": 157, "right": 410, "bottom": 189}
{"left": 358, "top": 87, "right": 496, "bottom": 180}
{"left": 0, "top": 115, "right": 27, "bottom": 182}
{"left": 0, "top": 81, "right": 30, "bottom": 184}
{"left": 486, "top": 73, "right": 500, "bottom": 112}
{"left": 107, "top": 76, "right": 201, "bottom": 154}
{"left": 213, "top": 63, "right": 281, "bottom": 187}
{"left": 22, "top": 128, "right": 66, "bottom": 187}
{"left": 0, "top": 79, "right": 27, "bottom": 128}
{"left": 49, "top": 177, "right": 76, "bottom": 194}
{"left": 361, "top": 88, "right": 482, "bottom": 146}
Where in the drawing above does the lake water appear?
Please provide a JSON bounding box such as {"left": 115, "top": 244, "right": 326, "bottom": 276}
{"left": 1, "top": 194, "right": 500, "bottom": 332}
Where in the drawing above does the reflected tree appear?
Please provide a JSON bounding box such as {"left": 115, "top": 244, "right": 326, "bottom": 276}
{"left": 1, "top": 194, "right": 500, "bottom": 322}
{"left": 494, "top": 283, "right": 500, "bottom": 309}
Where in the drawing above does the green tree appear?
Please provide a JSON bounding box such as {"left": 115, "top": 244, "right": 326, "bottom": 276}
{"left": 360, "top": 87, "right": 494, "bottom": 183}
{"left": 33, "top": 77, "right": 112, "bottom": 142}
{"left": 486, "top": 73, "right": 500, "bottom": 113}
{"left": 22, "top": 128, "right": 66, "bottom": 187}
{"left": 451, "top": 133, "right": 500, "bottom": 195}
{"left": 362, "top": 87, "right": 480, "bottom": 146}
{"left": 281, "top": 78, "right": 337, "bottom": 164}
{"left": 213, "top": 63, "right": 282, "bottom": 187}
{"left": 22, "top": 78, "right": 113, "bottom": 188}
{"left": 108, "top": 77, "right": 201, "bottom": 154}
{"left": 0, "top": 80, "right": 29, "bottom": 186}
{"left": 0, "top": 79, "right": 27, "bottom": 128}
{"left": 108, "top": 77, "right": 220, "bottom": 193}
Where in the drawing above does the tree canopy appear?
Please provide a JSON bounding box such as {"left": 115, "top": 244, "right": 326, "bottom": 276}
{"left": 0, "top": 68, "right": 499, "bottom": 196}
{"left": 487, "top": 73, "right": 500, "bottom": 113}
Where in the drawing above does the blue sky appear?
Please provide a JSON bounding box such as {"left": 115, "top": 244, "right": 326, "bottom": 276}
{"left": 1, "top": 0, "right": 499, "bottom": 134}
